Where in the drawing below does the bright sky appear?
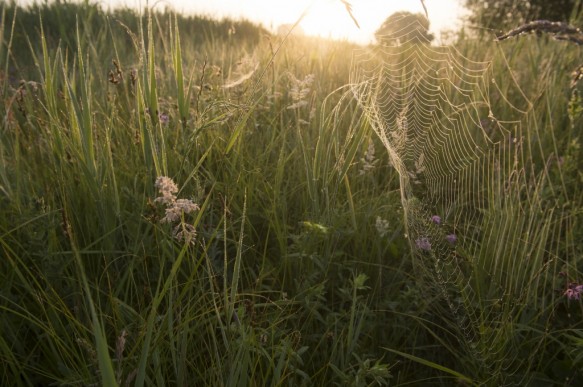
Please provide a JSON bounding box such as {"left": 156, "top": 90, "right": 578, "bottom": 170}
{"left": 22, "top": 0, "right": 467, "bottom": 44}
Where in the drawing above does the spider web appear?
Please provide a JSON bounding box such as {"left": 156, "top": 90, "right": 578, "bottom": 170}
{"left": 350, "top": 29, "right": 565, "bottom": 384}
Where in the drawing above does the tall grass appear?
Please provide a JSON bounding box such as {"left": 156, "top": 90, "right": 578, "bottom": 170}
{"left": 0, "top": 1, "right": 582, "bottom": 386}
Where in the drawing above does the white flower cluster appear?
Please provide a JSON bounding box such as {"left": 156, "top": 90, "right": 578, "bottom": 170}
{"left": 287, "top": 74, "right": 315, "bottom": 110}
{"left": 172, "top": 223, "right": 198, "bottom": 245}
{"left": 154, "top": 176, "right": 178, "bottom": 205}
{"left": 375, "top": 216, "right": 390, "bottom": 238}
{"left": 359, "top": 141, "right": 378, "bottom": 175}
{"left": 154, "top": 176, "right": 199, "bottom": 244}
{"left": 162, "top": 198, "right": 200, "bottom": 223}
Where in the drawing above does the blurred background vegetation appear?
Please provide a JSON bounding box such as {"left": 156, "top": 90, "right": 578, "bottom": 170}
{"left": 464, "top": 0, "right": 583, "bottom": 32}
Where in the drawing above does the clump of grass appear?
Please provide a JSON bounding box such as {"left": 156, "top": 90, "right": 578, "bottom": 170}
{"left": 1, "top": 1, "right": 583, "bottom": 386}
{"left": 0, "top": 1, "right": 405, "bottom": 385}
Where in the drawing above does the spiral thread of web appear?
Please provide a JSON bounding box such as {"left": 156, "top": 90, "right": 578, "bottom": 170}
{"left": 350, "top": 27, "right": 562, "bottom": 383}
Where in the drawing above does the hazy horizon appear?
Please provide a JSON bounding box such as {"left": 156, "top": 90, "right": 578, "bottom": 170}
{"left": 14, "top": 0, "right": 467, "bottom": 44}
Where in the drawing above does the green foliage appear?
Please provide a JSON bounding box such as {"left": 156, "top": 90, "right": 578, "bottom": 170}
{"left": 0, "top": 1, "right": 582, "bottom": 386}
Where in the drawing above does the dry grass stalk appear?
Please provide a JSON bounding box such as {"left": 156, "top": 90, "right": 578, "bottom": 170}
{"left": 496, "top": 20, "right": 583, "bottom": 44}
{"left": 497, "top": 20, "right": 583, "bottom": 87}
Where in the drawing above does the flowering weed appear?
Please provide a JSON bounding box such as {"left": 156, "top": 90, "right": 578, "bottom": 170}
{"left": 154, "top": 176, "right": 199, "bottom": 243}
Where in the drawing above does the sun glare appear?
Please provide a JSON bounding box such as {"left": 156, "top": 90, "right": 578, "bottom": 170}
{"left": 298, "top": 1, "right": 362, "bottom": 41}
{"left": 297, "top": 0, "right": 466, "bottom": 44}
{"left": 53, "top": 0, "right": 466, "bottom": 44}
{"left": 166, "top": 0, "right": 466, "bottom": 44}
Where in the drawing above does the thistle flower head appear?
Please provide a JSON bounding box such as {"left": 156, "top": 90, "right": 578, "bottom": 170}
{"left": 415, "top": 237, "right": 431, "bottom": 251}
{"left": 431, "top": 215, "right": 441, "bottom": 225}
{"left": 445, "top": 234, "right": 457, "bottom": 244}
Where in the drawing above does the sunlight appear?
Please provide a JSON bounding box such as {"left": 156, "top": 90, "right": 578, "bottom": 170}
{"left": 297, "top": 0, "right": 465, "bottom": 43}
{"left": 298, "top": 1, "right": 362, "bottom": 40}
{"left": 89, "top": 0, "right": 466, "bottom": 44}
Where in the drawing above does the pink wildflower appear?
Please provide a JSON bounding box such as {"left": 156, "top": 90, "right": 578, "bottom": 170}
{"left": 415, "top": 237, "right": 431, "bottom": 251}
{"left": 564, "top": 283, "right": 583, "bottom": 300}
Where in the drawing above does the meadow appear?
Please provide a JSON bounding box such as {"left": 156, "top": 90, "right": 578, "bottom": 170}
{"left": 0, "top": 1, "right": 582, "bottom": 386}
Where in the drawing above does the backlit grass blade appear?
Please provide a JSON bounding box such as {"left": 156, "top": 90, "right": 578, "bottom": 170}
{"left": 384, "top": 348, "right": 473, "bottom": 385}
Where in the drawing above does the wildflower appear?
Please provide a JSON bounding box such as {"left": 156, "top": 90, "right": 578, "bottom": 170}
{"left": 153, "top": 176, "right": 200, "bottom": 244}
{"left": 564, "top": 289, "right": 579, "bottom": 300}
{"left": 159, "top": 113, "right": 169, "bottom": 125}
{"left": 445, "top": 234, "right": 457, "bottom": 244}
{"left": 431, "top": 215, "right": 441, "bottom": 225}
{"left": 161, "top": 198, "right": 200, "bottom": 223}
{"left": 564, "top": 284, "right": 583, "bottom": 300}
{"left": 173, "top": 223, "right": 197, "bottom": 245}
{"left": 154, "top": 176, "right": 178, "bottom": 205}
{"left": 415, "top": 237, "right": 431, "bottom": 251}
{"left": 359, "top": 141, "right": 378, "bottom": 175}
{"left": 375, "top": 216, "right": 390, "bottom": 238}
{"left": 287, "top": 73, "right": 315, "bottom": 109}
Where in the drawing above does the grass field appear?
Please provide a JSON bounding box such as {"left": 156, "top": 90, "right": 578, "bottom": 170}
{"left": 1, "top": 1, "right": 582, "bottom": 386}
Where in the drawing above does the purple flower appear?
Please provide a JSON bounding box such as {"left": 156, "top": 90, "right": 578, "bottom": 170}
{"left": 564, "top": 283, "right": 583, "bottom": 300}
{"left": 445, "top": 234, "right": 457, "bottom": 244}
{"left": 565, "top": 288, "right": 580, "bottom": 300}
{"left": 159, "top": 113, "right": 169, "bottom": 125}
{"left": 431, "top": 215, "right": 441, "bottom": 225}
{"left": 415, "top": 237, "right": 431, "bottom": 251}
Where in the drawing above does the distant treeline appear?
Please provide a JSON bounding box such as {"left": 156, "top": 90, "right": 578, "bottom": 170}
{"left": 0, "top": 0, "right": 270, "bottom": 61}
